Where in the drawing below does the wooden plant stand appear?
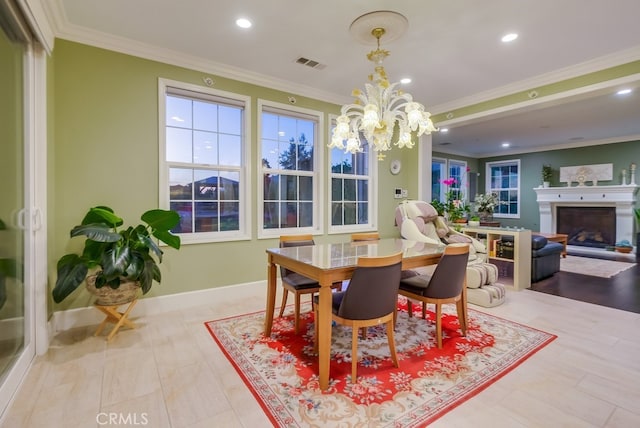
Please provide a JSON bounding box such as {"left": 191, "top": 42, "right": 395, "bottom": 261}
{"left": 94, "top": 299, "right": 138, "bottom": 341}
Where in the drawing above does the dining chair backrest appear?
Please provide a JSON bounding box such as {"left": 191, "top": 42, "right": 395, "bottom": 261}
{"left": 425, "top": 243, "right": 470, "bottom": 298}
{"left": 337, "top": 252, "right": 403, "bottom": 320}
{"left": 279, "top": 234, "right": 315, "bottom": 278}
{"left": 350, "top": 232, "right": 380, "bottom": 242}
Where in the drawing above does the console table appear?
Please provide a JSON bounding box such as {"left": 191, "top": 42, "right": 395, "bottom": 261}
{"left": 462, "top": 226, "right": 532, "bottom": 291}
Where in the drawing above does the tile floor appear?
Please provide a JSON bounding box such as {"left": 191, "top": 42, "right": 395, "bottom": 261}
{"left": 2, "top": 284, "right": 640, "bottom": 427}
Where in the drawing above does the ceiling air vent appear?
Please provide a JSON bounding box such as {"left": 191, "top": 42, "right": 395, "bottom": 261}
{"left": 295, "top": 57, "right": 326, "bottom": 70}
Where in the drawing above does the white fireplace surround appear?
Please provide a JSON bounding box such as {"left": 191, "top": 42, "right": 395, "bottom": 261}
{"left": 534, "top": 185, "right": 639, "bottom": 244}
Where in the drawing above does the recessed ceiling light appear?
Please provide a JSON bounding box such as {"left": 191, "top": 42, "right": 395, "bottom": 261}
{"left": 236, "top": 18, "right": 252, "bottom": 28}
{"left": 501, "top": 142, "right": 510, "bottom": 148}
{"left": 440, "top": 128, "right": 449, "bottom": 133}
{"left": 617, "top": 88, "right": 632, "bottom": 95}
{"left": 501, "top": 33, "right": 518, "bottom": 43}
{"left": 400, "top": 78, "right": 411, "bottom": 84}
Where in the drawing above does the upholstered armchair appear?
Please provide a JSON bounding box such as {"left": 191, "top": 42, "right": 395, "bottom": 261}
{"left": 394, "top": 200, "right": 487, "bottom": 263}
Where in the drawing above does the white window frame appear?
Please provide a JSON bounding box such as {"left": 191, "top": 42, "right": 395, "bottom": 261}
{"left": 158, "top": 78, "right": 251, "bottom": 244}
{"left": 327, "top": 115, "right": 378, "bottom": 234}
{"left": 486, "top": 159, "right": 521, "bottom": 219}
{"left": 257, "top": 99, "right": 324, "bottom": 238}
{"left": 432, "top": 157, "right": 467, "bottom": 203}
{"left": 449, "top": 159, "right": 468, "bottom": 202}
{"left": 431, "top": 157, "right": 447, "bottom": 202}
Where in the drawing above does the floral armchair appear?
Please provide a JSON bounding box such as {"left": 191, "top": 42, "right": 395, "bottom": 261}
{"left": 394, "top": 200, "right": 487, "bottom": 263}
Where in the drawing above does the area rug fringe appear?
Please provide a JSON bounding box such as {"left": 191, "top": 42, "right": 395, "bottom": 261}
{"left": 205, "top": 299, "right": 556, "bottom": 427}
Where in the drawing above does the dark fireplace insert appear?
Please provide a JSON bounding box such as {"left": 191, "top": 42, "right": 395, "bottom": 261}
{"left": 556, "top": 206, "right": 616, "bottom": 248}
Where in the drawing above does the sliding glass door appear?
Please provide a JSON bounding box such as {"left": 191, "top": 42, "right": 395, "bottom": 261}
{"left": 0, "top": 6, "right": 26, "bottom": 384}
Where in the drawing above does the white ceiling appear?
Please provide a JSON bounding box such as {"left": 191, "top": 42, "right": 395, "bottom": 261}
{"left": 48, "top": 0, "right": 640, "bottom": 157}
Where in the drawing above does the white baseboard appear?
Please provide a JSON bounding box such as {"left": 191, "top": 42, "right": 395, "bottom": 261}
{"left": 50, "top": 280, "right": 267, "bottom": 333}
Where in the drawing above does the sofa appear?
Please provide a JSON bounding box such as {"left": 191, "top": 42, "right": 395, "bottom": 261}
{"left": 531, "top": 234, "right": 564, "bottom": 282}
{"left": 500, "top": 234, "right": 563, "bottom": 282}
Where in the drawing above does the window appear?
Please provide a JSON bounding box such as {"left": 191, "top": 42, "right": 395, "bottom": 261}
{"left": 159, "top": 79, "right": 250, "bottom": 243}
{"left": 259, "top": 101, "right": 322, "bottom": 235}
{"left": 449, "top": 160, "right": 467, "bottom": 201}
{"left": 431, "top": 158, "right": 467, "bottom": 202}
{"left": 431, "top": 158, "right": 446, "bottom": 202}
{"left": 329, "top": 118, "right": 376, "bottom": 231}
{"left": 486, "top": 159, "right": 520, "bottom": 218}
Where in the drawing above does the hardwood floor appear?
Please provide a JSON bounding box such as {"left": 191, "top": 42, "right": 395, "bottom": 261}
{"left": 530, "top": 256, "right": 640, "bottom": 314}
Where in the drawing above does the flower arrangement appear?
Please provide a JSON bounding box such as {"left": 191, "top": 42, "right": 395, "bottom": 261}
{"left": 473, "top": 192, "right": 504, "bottom": 216}
{"left": 432, "top": 178, "right": 469, "bottom": 222}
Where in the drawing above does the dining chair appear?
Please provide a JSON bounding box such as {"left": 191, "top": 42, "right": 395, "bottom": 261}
{"left": 278, "top": 234, "right": 341, "bottom": 334}
{"left": 313, "top": 252, "right": 403, "bottom": 383}
{"left": 350, "top": 232, "right": 380, "bottom": 242}
{"left": 398, "top": 243, "right": 470, "bottom": 349}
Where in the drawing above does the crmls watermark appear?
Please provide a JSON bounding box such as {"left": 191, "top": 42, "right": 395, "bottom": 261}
{"left": 96, "top": 412, "right": 149, "bottom": 425}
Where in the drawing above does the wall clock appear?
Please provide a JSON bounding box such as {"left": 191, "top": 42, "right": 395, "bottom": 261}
{"left": 390, "top": 159, "right": 402, "bottom": 175}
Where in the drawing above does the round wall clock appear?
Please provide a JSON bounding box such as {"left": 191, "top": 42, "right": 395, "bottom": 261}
{"left": 390, "top": 159, "right": 402, "bottom": 175}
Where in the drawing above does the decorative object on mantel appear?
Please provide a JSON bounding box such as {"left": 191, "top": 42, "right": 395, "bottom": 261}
{"left": 630, "top": 162, "right": 636, "bottom": 185}
{"left": 541, "top": 164, "right": 552, "bottom": 187}
{"left": 559, "top": 163, "right": 612, "bottom": 187}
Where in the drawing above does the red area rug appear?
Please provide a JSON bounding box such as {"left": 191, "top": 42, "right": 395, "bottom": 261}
{"left": 205, "top": 297, "right": 556, "bottom": 427}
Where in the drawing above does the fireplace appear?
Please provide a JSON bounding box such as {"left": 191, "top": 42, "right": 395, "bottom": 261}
{"left": 556, "top": 207, "right": 616, "bottom": 248}
{"left": 534, "top": 184, "right": 638, "bottom": 246}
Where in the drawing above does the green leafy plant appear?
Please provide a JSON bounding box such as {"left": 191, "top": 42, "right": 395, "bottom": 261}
{"left": 470, "top": 215, "right": 480, "bottom": 221}
{"left": 542, "top": 164, "right": 553, "bottom": 182}
{"left": 53, "top": 206, "right": 181, "bottom": 303}
{"left": 430, "top": 199, "right": 445, "bottom": 216}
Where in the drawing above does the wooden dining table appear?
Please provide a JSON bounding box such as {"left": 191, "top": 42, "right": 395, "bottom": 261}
{"left": 263, "top": 238, "right": 445, "bottom": 391}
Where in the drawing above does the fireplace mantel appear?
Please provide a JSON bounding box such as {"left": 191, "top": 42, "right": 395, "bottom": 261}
{"left": 534, "top": 184, "right": 638, "bottom": 243}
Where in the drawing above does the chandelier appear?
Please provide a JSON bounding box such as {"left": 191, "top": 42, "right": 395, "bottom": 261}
{"left": 328, "top": 11, "right": 437, "bottom": 159}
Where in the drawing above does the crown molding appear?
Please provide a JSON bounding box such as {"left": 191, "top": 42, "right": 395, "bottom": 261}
{"left": 431, "top": 45, "right": 640, "bottom": 115}
{"left": 475, "top": 135, "right": 640, "bottom": 159}
{"left": 43, "top": 1, "right": 349, "bottom": 106}
{"left": 39, "top": 1, "right": 640, "bottom": 123}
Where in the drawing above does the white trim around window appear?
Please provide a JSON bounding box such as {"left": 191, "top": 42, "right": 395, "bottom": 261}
{"left": 257, "top": 99, "right": 324, "bottom": 239}
{"left": 485, "top": 159, "right": 521, "bottom": 219}
{"left": 327, "top": 114, "right": 378, "bottom": 234}
{"left": 158, "top": 78, "right": 251, "bottom": 244}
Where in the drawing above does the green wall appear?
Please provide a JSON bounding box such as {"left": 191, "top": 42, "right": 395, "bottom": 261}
{"left": 50, "top": 40, "right": 410, "bottom": 311}
{"left": 479, "top": 140, "right": 640, "bottom": 230}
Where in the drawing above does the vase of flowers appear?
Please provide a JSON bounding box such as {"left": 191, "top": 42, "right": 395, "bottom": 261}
{"left": 473, "top": 193, "right": 504, "bottom": 221}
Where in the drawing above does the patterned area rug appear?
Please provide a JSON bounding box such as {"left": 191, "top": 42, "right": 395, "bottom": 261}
{"left": 560, "top": 255, "right": 636, "bottom": 278}
{"left": 205, "top": 298, "right": 556, "bottom": 427}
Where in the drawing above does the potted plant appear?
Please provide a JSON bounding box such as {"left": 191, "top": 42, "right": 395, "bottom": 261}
{"left": 541, "top": 164, "right": 553, "bottom": 187}
{"left": 468, "top": 216, "right": 480, "bottom": 227}
{"left": 53, "top": 206, "right": 181, "bottom": 305}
